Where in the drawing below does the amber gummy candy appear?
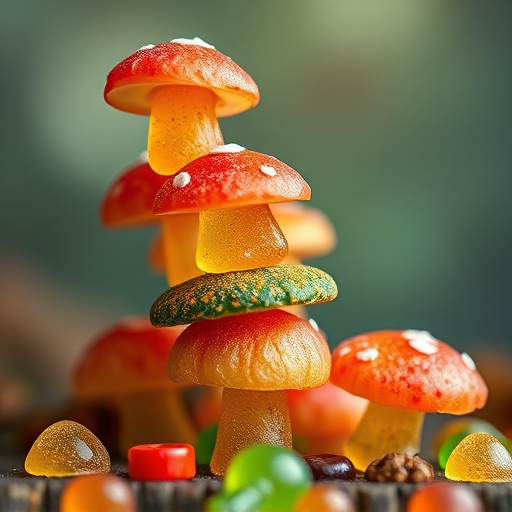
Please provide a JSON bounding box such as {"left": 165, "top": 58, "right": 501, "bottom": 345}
{"left": 25, "top": 420, "right": 110, "bottom": 477}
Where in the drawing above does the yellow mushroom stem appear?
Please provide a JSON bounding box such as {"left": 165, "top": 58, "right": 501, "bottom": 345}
{"left": 342, "top": 401, "right": 424, "bottom": 471}
{"left": 148, "top": 85, "right": 223, "bottom": 175}
{"left": 196, "top": 204, "right": 288, "bottom": 273}
{"left": 160, "top": 214, "right": 203, "bottom": 286}
{"left": 210, "top": 388, "right": 293, "bottom": 476}
{"left": 118, "top": 386, "right": 197, "bottom": 455}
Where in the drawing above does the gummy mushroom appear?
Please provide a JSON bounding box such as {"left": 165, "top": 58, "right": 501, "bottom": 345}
{"left": 287, "top": 381, "right": 368, "bottom": 455}
{"left": 104, "top": 37, "right": 259, "bottom": 175}
{"left": 153, "top": 144, "right": 311, "bottom": 273}
{"left": 73, "top": 317, "right": 195, "bottom": 454}
{"left": 100, "top": 152, "right": 201, "bottom": 286}
{"left": 168, "top": 308, "right": 331, "bottom": 475}
{"left": 271, "top": 202, "right": 337, "bottom": 264}
{"left": 330, "top": 329, "right": 488, "bottom": 471}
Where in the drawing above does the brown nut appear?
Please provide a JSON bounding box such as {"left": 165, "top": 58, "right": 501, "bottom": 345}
{"left": 365, "top": 453, "right": 434, "bottom": 483}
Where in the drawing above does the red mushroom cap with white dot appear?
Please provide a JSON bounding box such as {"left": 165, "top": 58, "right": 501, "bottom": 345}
{"left": 330, "top": 330, "right": 488, "bottom": 414}
{"left": 104, "top": 38, "right": 259, "bottom": 117}
{"left": 153, "top": 145, "right": 311, "bottom": 214}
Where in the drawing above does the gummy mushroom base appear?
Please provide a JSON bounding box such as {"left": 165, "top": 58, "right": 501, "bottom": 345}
{"left": 210, "top": 388, "right": 293, "bottom": 476}
{"left": 343, "top": 401, "right": 424, "bottom": 472}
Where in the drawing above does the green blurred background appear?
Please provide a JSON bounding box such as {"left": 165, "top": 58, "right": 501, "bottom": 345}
{"left": 1, "top": 1, "right": 511, "bottom": 422}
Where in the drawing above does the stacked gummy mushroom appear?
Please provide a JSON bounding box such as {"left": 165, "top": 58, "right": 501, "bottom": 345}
{"left": 103, "top": 37, "right": 338, "bottom": 476}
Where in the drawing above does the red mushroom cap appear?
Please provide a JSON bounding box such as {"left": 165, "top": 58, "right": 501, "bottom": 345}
{"left": 330, "top": 330, "right": 488, "bottom": 414}
{"left": 73, "top": 316, "right": 186, "bottom": 398}
{"left": 100, "top": 153, "right": 168, "bottom": 227}
{"left": 153, "top": 147, "right": 311, "bottom": 214}
{"left": 104, "top": 39, "right": 259, "bottom": 117}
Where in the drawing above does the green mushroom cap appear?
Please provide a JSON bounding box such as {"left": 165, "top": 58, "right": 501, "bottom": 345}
{"left": 150, "top": 264, "right": 338, "bottom": 326}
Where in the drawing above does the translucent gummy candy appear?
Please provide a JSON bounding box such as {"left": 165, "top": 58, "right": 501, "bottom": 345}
{"left": 25, "top": 420, "right": 110, "bottom": 477}
{"left": 445, "top": 432, "right": 512, "bottom": 482}
{"left": 294, "top": 484, "right": 355, "bottom": 512}
{"left": 60, "top": 474, "right": 135, "bottom": 512}
{"left": 207, "top": 444, "right": 312, "bottom": 512}
{"left": 196, "top": 205, "right": 288, "bottom": 273}
{"left": 407, "top": 482, "right": 483, "bottom": 512}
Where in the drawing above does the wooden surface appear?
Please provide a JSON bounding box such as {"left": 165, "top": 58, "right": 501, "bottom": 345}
{"left": 1, "top": 458, "right": 512, "bottom": 512}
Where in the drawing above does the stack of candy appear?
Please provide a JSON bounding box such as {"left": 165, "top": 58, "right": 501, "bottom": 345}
{"left": 13, "top": 36, "right": 512, "bottom": 512}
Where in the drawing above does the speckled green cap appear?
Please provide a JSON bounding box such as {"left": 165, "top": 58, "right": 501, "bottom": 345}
{"left": 150, "top": 264, "right": 337, "bottom": 326}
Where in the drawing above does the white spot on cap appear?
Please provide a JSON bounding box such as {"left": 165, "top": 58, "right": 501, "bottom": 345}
{"left": 244, "top": 251, "right": 252, "bottom": 258}
{"left": 356, "top": 347, "right": 379, "bottom": 362}
{"left": 308, "top": 318, "right": 320, "bottom": 331}
{"left": 210, "top": 143, "right": 245, "bottom": 153}
{"left": 338, "top": 346, "right": 352, "bottom": 357}
{"left": 403, "top": 329, "right": 438, "bottom": 355}
{"left": 461, "top": 352, "right": 476, "bottom": 370}
{"left": 74, "top": 438, "right": 93, "bottom": 461}
{"left": 138, "top": 150, "right": 148, "bottom": 162}
{"left": 170, "top": 37, "right": 215, "bottom": 49}
{"left": 173, "top": 172, "right": 191, "bottom": 188}
{"left": 138, "top": 44, "right": 155, "bottom": 51}
{"left": 260, "top": 165, "right": 277, "bottom": 176}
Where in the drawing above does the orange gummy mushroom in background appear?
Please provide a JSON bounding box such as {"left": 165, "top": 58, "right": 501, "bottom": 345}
{"left": 72, "top": 317, "right": 195, "bottom": 455}
{"left": 330, "top": 329, "right": 488, "bottom": 471}
{"left": 167, "top": 309, "right": 331, "bottom": 475}
{"left": 287, "top": 381, "right": 368, "bottom": 456}
{"left": 104, "top": 38, "right": 259, "bottom": 176}
{"left": 153, "top": 145, "right": 311, "bottom": 274}
{"left": 100, "top": 152, "right": 201, "bottom": 286}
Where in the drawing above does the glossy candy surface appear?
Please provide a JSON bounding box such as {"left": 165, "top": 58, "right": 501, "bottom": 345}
{"left": 445, "top": 432, "right": 512, "bottom": 482}
{"left": 437, "top": 419, "right": 510, "bottom": 469}
{"left": 128, "top": 443, "right": 195, "bottom": 480}
{"left": 60, "top": 474, "right": 136, "bottom": 512}
{"left": 293, "top": 485, "right": 355, "bottom": 512}
{"left": 207, "top": 444, "right": 312, "bottom": 512}
{"left": 25, "top": 420, "right": 110, "bottom": 477}
{"left": 407, "top": 482, "right": 483, "bottom": 512}
{"left": 303, "top": 454, "right": 356, "bottom": 481}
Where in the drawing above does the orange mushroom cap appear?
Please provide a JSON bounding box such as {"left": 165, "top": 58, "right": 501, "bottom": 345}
{"left": 100, "top": 153, "right": 168, "bottom": 227}
{"left": 168, "top": 309, "right": 330, "bottom": 391}
{"left": 104, "top": 38, "right": 259, "bottom": 117}
{"left": 153, "top": 146, "right": 311, "bottom": 215}
{"left": 330, "top": 330, "right": 488, "bottom": 414}
{"left": 271, "top": 202, "right": 337, "bottom": 260}
{"left": 73, "top": 317, "right": 185, "bottom": 398}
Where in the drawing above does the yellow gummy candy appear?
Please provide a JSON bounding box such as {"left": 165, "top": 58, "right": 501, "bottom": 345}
{"left": 445, "top": 432, "right": 512, "bottom": 482}
{"left": 25, "top": 420, "right": 111, "bottom": 477}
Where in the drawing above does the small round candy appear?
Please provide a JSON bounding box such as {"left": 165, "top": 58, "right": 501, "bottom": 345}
{"left": 303, "top": 454, "right": 356, "bottom": 481}
{"left": 407, "top": 482, "right": 483, "bottom": 512}
{"left": 207, "top": 444, "right": 312, "bottom": 512}
{"left": 128, "top": 443, "right": 195, "bottom": 480}
{"left": 294, "top": 485, "right": 355, "bottom": 512}
{"left": 60, "top": 474, "right": 136, "bottom": 512}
